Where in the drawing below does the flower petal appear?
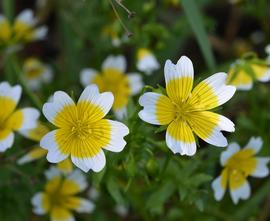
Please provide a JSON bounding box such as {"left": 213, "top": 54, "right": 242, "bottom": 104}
{"left": 45, "top": 166, "right": 62, "bottom": 180}
{"left": 64, "top": 197, "right": 95, "bottom": 213}
{"left": 0, "top": 131, "right": 14, "bottom": 152}
{"left": 80, "top": 68, "right": 98, "bottom": 87}
{"left": 43, "top": 91, "right": 76, "bottom": 127}
{"left": 139, "top": 92, "right": 175, "bottom": 125}
{"left": 137, "top": 53, "right": 160, "bottom": 75}
{"left": 40, "top": 130, "right": 69, "bottom": 163}
{"left": 17, "top": 147, "right": 47, "bottom": 165}
{"left": 165, "top": 56, "right": 194, "bottom": 103}
{"left": 16, "top": 9, "right": 36, "bottom": 26}
{"left": 50, "top": 207, "right": 75, "bottom": 221}
{"left": 127, "top": 73, "right": 144, "bottom": 95}
{"left": 211, "top": 175, "right": 226, "bottom": 201}
{"left": 77, "top": 84, "right": 114, "bottom": 121}
{"left": 243, "top": 136, "right": 263, "bottom": 154}
{"left": 166, "top": 120, "right": 196, "bottom": 156}
{"left": 102, "top": 120, "right": 129, "bottom": 152}
{"left": 114, "top": 107, "right": 127, "bottom": 120}
{"left": 189, "top": 72, "right": 236, "bottom": 110}
{"left": 33, "top": 26, "right": 48, "bottom": 40}
{"left": 250, "top": 157, "right": 270, "bottom": 178}
{"left": 71, "top": 150, "right": 106, "bottom": 173}
{"left": 220, "top": 142, "right": 240, "bottom": 166}
{"left": 188, "top": 111, "right": 233, "bottom": 147}
{"left": 31, "top": 192, "right": 49, "bottom": 215}
{"left": 0, "top": 81, "right": 22, "bottom": 108}
{"left": 229, "top": 178, "right": 251, "bottom": 204}
{"left": 102, "top": 55, "right": 126, "bottom": 73}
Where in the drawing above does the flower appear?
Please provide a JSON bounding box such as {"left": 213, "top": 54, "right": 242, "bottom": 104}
{"left": 138, "top": 56, "right": 236, "bottom": 156}
{"left": 23, "top": 58, "right": 53, "bottom": 90}
{"left": 80, "top": 55, "right": 144, "bottom": 119}
{"left": 32, "top": 167, "right": 94, "bottom": 221}
{"left": 227, "top": 60, "right": 270, "bottom": 90}
{"left": 136, "top": 48, "right": 160, "bottom": 75}
{"left": 0, "top": 9, "right": 47, "bottom": 51}
{"left": 212, "top": 137, "right": 270, "bottom": 204}
{"left": 18, "top": 122, "right": 73, "bottom": 174}
{"left": 40, "top": 84, "right": 129, "bottom": 172}
{"left": 0, "top": 82, "right": 39, "bottom": 152}
{"left": 265, "top": 44, "right": 270, "bottom": 63}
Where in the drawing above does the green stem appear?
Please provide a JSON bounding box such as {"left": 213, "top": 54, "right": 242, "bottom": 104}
{"left": 2, "top": 0, "right": 14, "bottom": 21}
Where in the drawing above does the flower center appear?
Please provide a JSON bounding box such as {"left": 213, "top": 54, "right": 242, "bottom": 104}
{"left": 174, "top": 101, "right": 191, "bottom": 122}
{"left": 71, "top": 120, "right": 92, "bottom": 140}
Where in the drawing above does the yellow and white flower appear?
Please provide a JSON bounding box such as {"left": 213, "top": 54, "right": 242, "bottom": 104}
{"left": 212, "top": 137, "right": 270, "bottom": 204}
{"left": 23, "top": 58, "right": 53, "bottom": 90}
{"left": 0, "top": 82, "right": 39, "bottom": 152}
{"left": 80, "top": 55, "right": 144, "bottom": 119}
{"left": 139, "top": 56, "right": 236, "bottom": 156}
{"left": 265, "top": 44, "right": 270, "bottom": 63}
{"left": 40, "top": 84, "right": 129, "bottom": 172}
{"left": 227, "top": 61, "right": 270, "bottom": 90}
{"left": 136, "top": 48, "right": 160, "bottom": 75}
{"left": 32, "top": 167, "right": 94, "bottom": 221}
{"left": 0, "top": 9, "right": 47, "bottom": 50}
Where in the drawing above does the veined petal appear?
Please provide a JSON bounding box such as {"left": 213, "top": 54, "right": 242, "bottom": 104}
{"left": 20, "top": 122, "right": 49, "bottom": 142}
{"left": 229, "top": 175, "right": 251, "bottom": 204}
{"left": 251, "top": 157, "right": 270, "bottom": 178}
{"left": 188, "top": 111, "right": 233, "bottom": 147}
{"left": 102, "top": 120, "right": 129, "bottom": 152}
{"left": 139, "top": 92, "right": 175, "bottom": 125}
{"left": 31, "top": 192, "right": 49, "bottom": 215}
{"left": 17, "top": 147, "right": 47, "bottom": 165}
{"left": 243, "top": 136, "right": 263, "bottom": 154}
{"left": 127, "top": 73, "right": 144, "bottom": 95}
{"left": 220, "top": 142, "right": 240, "bottom": 166}
{"left": 64, "top": 197, "right": 95, "bottom": 213}
{"left": 50, "top": 207, "right": 75, "bottom": 221}
{"left": 43, "top": 91, "right": 76, "bottom": 127}
{"left": 7, "top": 108, "right": 40, "bottom": 131}
{"left": 165, "top": 56, "right": 194, "bottom": 103}
{"left": 0, "top": 131, "right": 14, "bottom": 152}
{"left": 166, "top": 120, "right": 196, "bottom": 156}
{"left": 16, "top": 9, "right": 36, "bottom": 26}
{"left": 80, "top": 68, "right": 98, "bottom": 87}
{"left": 77, "top": 84, "right": 114, "bottom": 121}
{"left": 71, "top": 150, "right": 106, "bottom": 173}
{"left": 60, "top": 169, "right": 87, "bottom": 194}
{"left": 189, "top": 72, "right": 236, "bottom": 110}
{"left": 102, "top": 55, "right": 126, "bottom": 73}
{"left": 40, "top": 130, "right": 69, "bottom": 163}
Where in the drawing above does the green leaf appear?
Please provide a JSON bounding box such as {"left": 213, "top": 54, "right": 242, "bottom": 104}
{"left": 106, "top": 176, "right": 125, "bottom": 205}
{"left": 181, "top": 0, "right": 215, "bottom": 71}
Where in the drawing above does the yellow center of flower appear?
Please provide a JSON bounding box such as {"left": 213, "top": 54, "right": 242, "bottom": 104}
{"left": 13, "top": 21, "right": 34, "bottom": 41}
{"left": 92, "top": 68, "right": 130, "bottom": 110}
{"left": 221, "top": 149, "right": 257, "bottom": 190}
{"left": 24, "top": 58, "right": 45, "bottom": 80}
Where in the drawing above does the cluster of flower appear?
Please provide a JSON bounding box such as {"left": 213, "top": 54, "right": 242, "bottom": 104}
{"left": 1, "top": 8, "right": 270, "bottom": 221}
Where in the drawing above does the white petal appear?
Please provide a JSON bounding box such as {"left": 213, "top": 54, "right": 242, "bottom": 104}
{"left": 0, "top": 132, "right": 14, "bottom": 152}
{"left": 251, "top": 157, "right": 270, "bottom": 178}
{"left": 165, "top": 56, "right": 194, "bottom": 83}
{"left": 218, "top": 115, "right": 235, "bottom": 132}
{"left": 31, "top": 192, "right": 47, "bottom": 215}
{"left": 102, "top": 55, "right": 126, "bottom": 73}
{"left": 80, "top": 68, "right": 98, "bottom": 87}
{"left": 42, "top": 66, "right": 53, "bottom": 83}
{"left": 71, "top": 150, "right": 106, "bottom": 173}
{"left": 114, "top": 107, "right": 127, "bottom": 120}
{"left": 236, "top": 82, "right": 253, "bottom": 91}
{"left": 138, "top": 92, "right": 162, "bottom": 125}
{"left": 137, "top": 55, "right": 160, "bottom": 75}
{"left": 203, "top": 72, "right": 236, "bottom": 106}
{"left": 74, "top": 199, "right": 95, "bottom": 213}
{"left": 16, "top": 9, "right": 36, "bottom": 26}
{"left": 127, "top": 73, "right": 144, "bottom": 95}
{"left": 40, "top": 130, "right": 69, "bottom": 163}
{"left": 244, "top": 137, "right": 263, "bottom": 154}
{"left": 265, "top": 44, "right": 270, "bottom": 55}
{"left": 0, "top": 82, "right": 22, "bottom": 105}
{"left": 44, "top": 166, "right": 62, "bottom": 180}
{"left": 257, "top": 69, "right": 270, "bottom": 82}
{"left": 42, "top": 91, "right": 75, "bottom": 124}
{"left": 33, "top": 26, "right": 48, "bottom": 40}
{"left": 211, "top": 176, "right": 226, "bottom": 201}
{"left": 204, "top": 126, "right": 228, "bottom": 147}
{"left": 17, "top": 108, "right": 40, "bottom": 131}
{"left": 66, "top": 169, "right": 88, "bottom": 191}
{"left": 220, "top": 142, "right": 240, "bottom": 166}
{"left": 78, "top": 84, "right": 114, "bottom": 116}
{"left": 165, "top": 132, "right": 197, "bottom": 156}
{"left": 103, "top": 120, "right": 129, "bottom": 152}
{"left": 230, "top": 181, "right": 251, "bottom": 204}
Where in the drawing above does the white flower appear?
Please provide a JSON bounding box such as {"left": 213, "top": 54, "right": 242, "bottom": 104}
{"left": 136, "top": 48, "right": 160, "bottom": 75}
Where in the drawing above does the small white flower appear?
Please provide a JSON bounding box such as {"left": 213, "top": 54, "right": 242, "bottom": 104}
{"left": 136, "top": 48, "right": 160, "bottom": 75}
